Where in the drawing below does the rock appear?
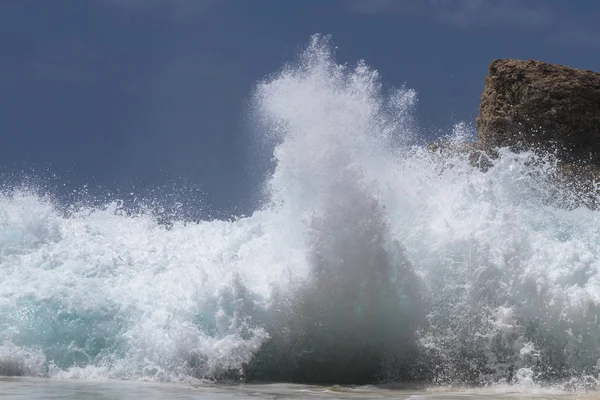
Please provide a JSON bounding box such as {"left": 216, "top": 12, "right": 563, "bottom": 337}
{"left": 554, "top": 162, "right": 600, "bottom": 209}
{"left": 427, "top": 140, "right": 495, "bottom": 172}
{"left": 477, "top": 59, "right": 600, "bottom": 164}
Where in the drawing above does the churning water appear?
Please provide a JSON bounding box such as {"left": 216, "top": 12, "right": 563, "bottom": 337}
{"left": 2, "top": 35, "right": 600, "bottom": 391}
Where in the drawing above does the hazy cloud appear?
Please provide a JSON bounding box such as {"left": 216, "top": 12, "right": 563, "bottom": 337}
{"left": 347, "top": 0, "right": 600, "bottom": 46}
{"left": 348, "top": 0, "right": 554, "bottom": 29}
{"left": 432, "top": 0, "right": 554, "bottom": 29}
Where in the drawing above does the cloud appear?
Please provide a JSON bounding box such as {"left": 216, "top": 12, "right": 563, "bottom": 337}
{"left": 432, "top": 0, "right": 554, "bottom": 29}
{"left": 346, "top": 0, "right": 600, "bottom": 47}
{"left": 347, "top": 0, "right": 554, "bottom": 29}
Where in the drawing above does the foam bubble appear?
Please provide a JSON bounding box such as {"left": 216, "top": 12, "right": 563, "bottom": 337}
{"left": 1, "top": 35, "right": 600, "bottom": 388}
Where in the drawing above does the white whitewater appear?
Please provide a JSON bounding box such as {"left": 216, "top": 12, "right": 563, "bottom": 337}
{"left": 1, "top": 35, "right": 600, "bottom": 389}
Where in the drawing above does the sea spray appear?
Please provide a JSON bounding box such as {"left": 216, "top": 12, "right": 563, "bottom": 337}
{"left": 244, "top": 35, "right": 424, "bottom": 383}
{"left": 0, "top": 189, "right": 274, "bottom": 381}
{"left": 1, "top": 35, "right": 600, "bottom": 387}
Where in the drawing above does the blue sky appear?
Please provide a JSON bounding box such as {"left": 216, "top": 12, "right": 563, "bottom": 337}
{"left": 2, "top": 0, "right": 600, "bottom": 217}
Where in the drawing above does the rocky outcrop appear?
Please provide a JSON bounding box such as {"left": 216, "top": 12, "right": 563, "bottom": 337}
{"left": 428, "top": 59, "right": 600, "bottom": 208}
{"left": 477, "top": 59, "right": 600, "bottom": 165}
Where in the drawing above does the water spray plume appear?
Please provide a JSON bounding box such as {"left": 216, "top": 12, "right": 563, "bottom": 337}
{"left": 1, "top": 35, "right": 600, "bottom": 388}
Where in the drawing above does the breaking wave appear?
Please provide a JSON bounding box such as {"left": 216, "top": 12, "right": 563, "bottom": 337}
{"left": 2, "top": 35, "right": 600, "bottom": 388}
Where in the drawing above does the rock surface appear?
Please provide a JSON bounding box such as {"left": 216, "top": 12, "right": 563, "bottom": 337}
{"left": 477, "top": 59, "right": 600, "bottom": 164}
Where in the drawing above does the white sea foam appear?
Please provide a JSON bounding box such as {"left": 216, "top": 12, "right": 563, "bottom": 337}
{"left": 1, "top": 35, "right": 600, "bottom": 387}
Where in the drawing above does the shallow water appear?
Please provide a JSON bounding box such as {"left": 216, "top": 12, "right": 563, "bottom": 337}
{"left": 0, "top": 378, "right": 598, "bottom": 400}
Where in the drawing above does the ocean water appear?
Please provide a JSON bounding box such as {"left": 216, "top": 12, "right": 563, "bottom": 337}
{"left": 2, "top": 35, "right": 600, "bottom": 396}
{"left": 1, "top": 378, "right": 598, "bottom": 400}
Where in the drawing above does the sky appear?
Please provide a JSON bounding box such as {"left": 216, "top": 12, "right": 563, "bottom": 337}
{"left": 1, "top": 0, "right": 600, "bottom": 218}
